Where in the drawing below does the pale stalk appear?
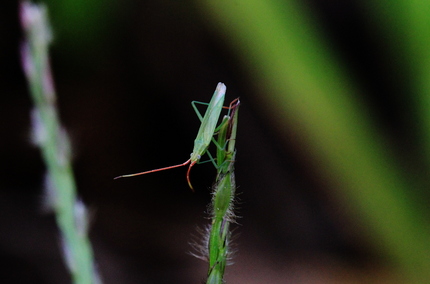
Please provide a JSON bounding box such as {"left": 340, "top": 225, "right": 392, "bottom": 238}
{"left": 20, "top": 3, "right": 100, "bottom": 283}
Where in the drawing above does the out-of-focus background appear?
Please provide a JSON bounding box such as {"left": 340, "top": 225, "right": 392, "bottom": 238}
{"left": 2, "top": 0, "right": 430, "bottom": 283}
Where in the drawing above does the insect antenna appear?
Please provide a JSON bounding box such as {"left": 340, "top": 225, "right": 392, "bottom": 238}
{"left": 114, "top": 159, "right": 191, "bottom": 180}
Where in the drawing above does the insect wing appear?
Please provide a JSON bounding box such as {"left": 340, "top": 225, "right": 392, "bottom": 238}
{"left": 195, "top": 82, "right": 226, "bottom": 144}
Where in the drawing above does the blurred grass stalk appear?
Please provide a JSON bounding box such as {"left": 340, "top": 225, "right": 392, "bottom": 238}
{"left": 368, "top": 0, "right": 430, "bottom": 170}
{"left": 197, "top": 0, "right": 430, "bottom": 282}
{"left": 20, "top": 2, "right": 100, "bottom": 284}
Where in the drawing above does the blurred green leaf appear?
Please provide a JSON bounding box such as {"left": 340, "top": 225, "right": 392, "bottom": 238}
{"left": 198, "top": 0, "right": 430, "bottom": 282}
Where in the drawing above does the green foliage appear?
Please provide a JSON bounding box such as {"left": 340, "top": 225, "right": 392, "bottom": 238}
{"left": 197, "top": 0, "right": 430, "bottom": 282}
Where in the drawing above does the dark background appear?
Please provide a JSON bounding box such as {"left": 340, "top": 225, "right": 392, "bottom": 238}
{"left": 1, "top": 0, "right": 428, "bottom": 283}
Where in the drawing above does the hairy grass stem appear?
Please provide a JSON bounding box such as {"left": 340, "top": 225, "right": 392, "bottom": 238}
{"left": 205, "top": 98, "right": 240, "bottom": 284}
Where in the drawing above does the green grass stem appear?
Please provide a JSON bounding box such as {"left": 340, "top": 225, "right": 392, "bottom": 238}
{"left": 20, "top": 2, "right": 100, "bottom": 284}
{"left": 206, "top": 99, "right": 240, "bottom": 284}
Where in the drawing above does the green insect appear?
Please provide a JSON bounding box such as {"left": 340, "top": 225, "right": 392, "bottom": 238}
{"left": 115, "top": 82, "right": 235, "bottom": 191}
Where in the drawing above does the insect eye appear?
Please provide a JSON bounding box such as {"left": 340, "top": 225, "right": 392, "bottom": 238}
{"left": 197, "top": 155, "right": 201, "bottom": 160}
